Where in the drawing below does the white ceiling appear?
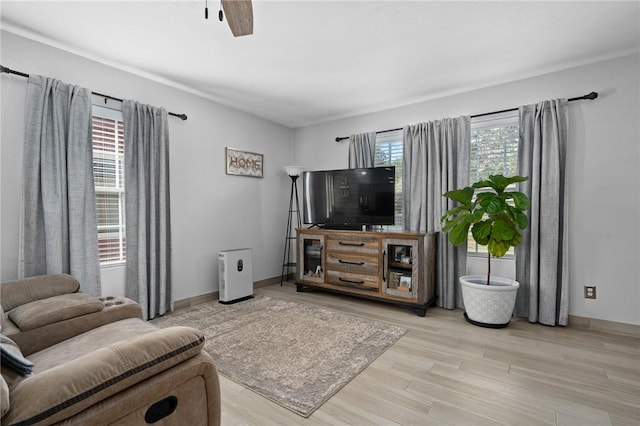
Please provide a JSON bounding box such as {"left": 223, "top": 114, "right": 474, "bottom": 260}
{"left": 1, "top": 1, "right": 639, "bottom": 128}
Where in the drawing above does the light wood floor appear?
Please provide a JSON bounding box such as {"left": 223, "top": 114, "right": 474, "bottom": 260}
{"left": 218, "top": 282, "right": 640, "bottom": 426}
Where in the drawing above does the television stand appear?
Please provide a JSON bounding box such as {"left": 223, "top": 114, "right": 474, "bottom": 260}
{"left": 295, "top": 229, "right": 436, "bottom": 316}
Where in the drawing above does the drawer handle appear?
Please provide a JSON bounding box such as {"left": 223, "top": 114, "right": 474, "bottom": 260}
{"left": 338, "top": 241, "right": 365, "bottom": 247}
{"left": 383, "top": 250, "right": 387, "bottom": 282}
{"left": 338, "top": 259, "right": 365, "bottom": 266}
{"left": 339, "top": 277, "right": 365, "bottom": 284}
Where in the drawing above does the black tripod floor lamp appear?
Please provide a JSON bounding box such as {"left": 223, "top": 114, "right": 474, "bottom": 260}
{"left": 281, "top": 166, "right": 304, "bottom": 285}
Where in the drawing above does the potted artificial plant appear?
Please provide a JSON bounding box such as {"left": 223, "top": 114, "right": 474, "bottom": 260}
{"left": 441, "top": 174, "right": 530, "bottom": 328}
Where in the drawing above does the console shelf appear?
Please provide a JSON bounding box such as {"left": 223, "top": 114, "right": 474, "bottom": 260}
{"left": 296, "top": 229, "right": 436, "bottom": 316}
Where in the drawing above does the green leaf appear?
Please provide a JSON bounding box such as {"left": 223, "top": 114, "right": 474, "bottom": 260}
{"left": 509, "top": 191, "right": 530, "bottom": 210}
{"left": 441, "top": 206, "right": 463, "bottom": 222}
{"left": 492, "top": 174, "right": 528, "bottom": 192}
{"left": 471, "top": 220, "right": 491, "bottom": 245}
{"left": 465, "top": 212, "right": 480, "bottom": 224}
{"left": 477, "top": 193, "right": 506, "bottom": 215}
{"left": 447, "top": 205, "right": 471, "bottom": 216}
{"left": 502, "top": 175, "right": 528, "bottom": 186}
{"left": 492, "top": 217, "right": 516, "bottom": 241}
{"left": 448, "top": 223, "right": 471, "bottom": 245}
{"left": 487, "top": 239, "right": 510, "bottom": 257}
{"left": 471, "top": 180, "right": 493, "bottom": 190}
{"left": 443, "top": 187, "right": 474, "bottom": 205}
{"left": 488, "top": 174, "right": 508, "bottom": 191}
{"left": 442, "top": 218, "right": 462, "bottom": 233}
{"left": 475, "top": 192, "right": 491, "bottom": 202}
{"left": 513, "top": 211, "right": 529, "bottom": 229}
{"left": 441, "top": 207, "right": 472, "bottom": 232}
{"left": 471, "top": 209, "right": 485, "bottom": 222}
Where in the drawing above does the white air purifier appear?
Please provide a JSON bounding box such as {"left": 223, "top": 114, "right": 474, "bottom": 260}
{"left": 218, "top": 248, "right": 253, "bottom": 304}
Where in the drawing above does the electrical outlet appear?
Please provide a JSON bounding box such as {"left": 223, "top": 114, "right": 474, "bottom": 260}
{"left": 584, "top": 286, "right": 597, "bottom": 299}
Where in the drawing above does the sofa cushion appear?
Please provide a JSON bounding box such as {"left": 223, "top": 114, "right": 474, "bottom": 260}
{"left": 28, "top": 318, "right": 156, "bottom": 372}
{"left": 3, "top": 325, "right": 205, "bottom": 426}
{"left": 0, "top": 315, "right": 19, "bottom": 338}
{"left": 1, "top": 274, "right": 80, "bottom": 311}
{"left": 8, "top": 293, "right": 104, "bottom": 332}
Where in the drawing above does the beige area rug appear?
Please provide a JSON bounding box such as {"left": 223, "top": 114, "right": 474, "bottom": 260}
{"left": 151, "top": 295, "right": 407, "bottom": 417}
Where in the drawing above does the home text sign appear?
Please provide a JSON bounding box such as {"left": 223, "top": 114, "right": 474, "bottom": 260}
{"left": 226, "top": 147, "right": 263, "bottom": 178}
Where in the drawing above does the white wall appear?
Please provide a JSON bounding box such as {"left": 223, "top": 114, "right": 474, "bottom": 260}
{"left": 293, "top": 54, "right": 640, "bottom": 326}
{"left": 0, "top": 31, "right": 294, "bottom": 301}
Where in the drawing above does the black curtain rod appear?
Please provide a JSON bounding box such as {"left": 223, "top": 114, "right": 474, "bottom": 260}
{"left": 334, "top": 91, "right": 598, "bottom": 142}
{"left": 1, "top": 65, "right": 188, "bottom": 121}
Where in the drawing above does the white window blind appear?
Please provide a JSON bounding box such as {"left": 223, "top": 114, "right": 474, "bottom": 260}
{"left": 375, "top": 130, "right": 404, "bottom": 230}
{"left": 469, "top": 113, "right": 519, "bottom": 255}
{"left": 92, "top": 106, "right": 126, "bottom": 265}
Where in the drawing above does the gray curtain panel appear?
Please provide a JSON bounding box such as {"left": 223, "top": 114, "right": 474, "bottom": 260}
{"left": 516, "top": 99, "right": 569, "bottom": 326}
{"left": 403, "top": 117, "right": 470, "bottom": 309}
{"left": 19, "top": 75, "right": 101, "bottom": 295}
{"left": 123, "top": 100, "right": 172, "bottom": 320}
{"left": 348, "top": 132, "right": 376, "bottom": 168}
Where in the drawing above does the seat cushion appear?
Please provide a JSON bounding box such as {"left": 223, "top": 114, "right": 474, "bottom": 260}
{"left": 29, "top": 318, "right": 158, "bottom": 373}
{"left": 8, "top": 293, "right": 104, "bottom": 331}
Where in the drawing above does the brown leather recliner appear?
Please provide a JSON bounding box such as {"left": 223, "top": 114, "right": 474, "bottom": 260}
{"left": 0, "top": 274, "right": 220, "bottom": 425}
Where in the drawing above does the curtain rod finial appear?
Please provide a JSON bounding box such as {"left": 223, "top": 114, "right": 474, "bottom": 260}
{"left": 169, "top": 113, "right": 188, "bottom": 121}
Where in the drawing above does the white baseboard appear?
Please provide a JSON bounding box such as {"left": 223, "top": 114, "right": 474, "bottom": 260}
{"left": 569, "top": 315, "right": 640, "bottom": 338}
{"left": 173, "top": 275, "right": 283, "bottom": 310}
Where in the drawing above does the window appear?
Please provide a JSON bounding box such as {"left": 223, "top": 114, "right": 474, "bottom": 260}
{"left": 375, "top": 130, "right": 403, "bottom": 230}
{"left": 92, "top": 106, "right": 126, "bottom": 265}
{"left": 468, "top": 113, "right": 519, "bottom": 255}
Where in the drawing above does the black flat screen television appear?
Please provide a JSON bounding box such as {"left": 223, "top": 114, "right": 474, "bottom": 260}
{"left": 302, "top": 166, "right": 395, "bottom": 229}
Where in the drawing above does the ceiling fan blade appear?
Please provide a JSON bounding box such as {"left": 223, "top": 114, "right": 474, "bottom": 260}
{"left": 221, "top": 0, "right": 253, "bottom": 37}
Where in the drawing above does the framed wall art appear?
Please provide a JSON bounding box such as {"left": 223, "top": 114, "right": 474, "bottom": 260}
{"left": 225, "top": 147, "right": 264, "bottom": 178}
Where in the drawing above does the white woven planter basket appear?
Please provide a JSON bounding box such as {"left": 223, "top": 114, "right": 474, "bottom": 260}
{"left": 460, "top": 275, "right": 520, "bottom": 325}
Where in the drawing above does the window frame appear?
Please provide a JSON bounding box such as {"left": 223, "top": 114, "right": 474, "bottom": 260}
{"left": 468, "top": 112, "right": 519, "bottom": 257}
{"left": 374, "top": 130, "right": 404, "bottom": 231}
{"left": 92, "top": 105, "right": 126, "bottom": 267}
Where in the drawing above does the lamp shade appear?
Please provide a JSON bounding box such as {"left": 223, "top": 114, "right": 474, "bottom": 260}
{"left": 284, "top": 166, "right": 304, "bottom": 177}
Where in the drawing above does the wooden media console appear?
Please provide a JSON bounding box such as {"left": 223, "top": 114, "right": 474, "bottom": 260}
{"left": 296, "top": 229, "right": 436, "bottom": 316}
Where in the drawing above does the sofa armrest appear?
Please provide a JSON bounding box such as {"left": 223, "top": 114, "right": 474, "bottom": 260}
{"left": 0, "top": 274, "right": 80, "bottom": 311}
{"left": 3, "top": 326, "right": 205, "bottom": 426}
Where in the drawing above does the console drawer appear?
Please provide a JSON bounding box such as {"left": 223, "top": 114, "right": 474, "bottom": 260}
{"left": 326, "top": 252, "right": 378, "bottom": 275}
{"left": 326, "top": 270, "right": 379, "bottom": 291}
{"left": 326, "top": 235, "right": 379, "bottom": 255}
